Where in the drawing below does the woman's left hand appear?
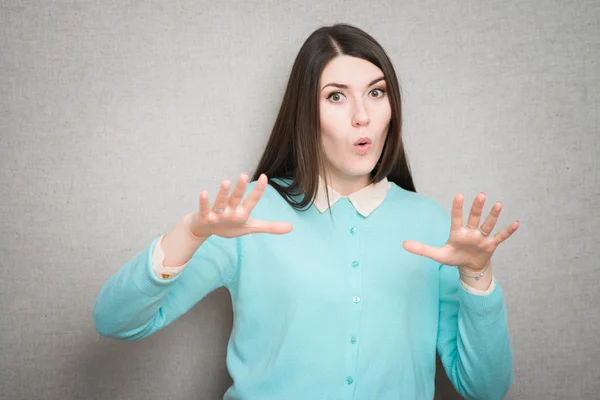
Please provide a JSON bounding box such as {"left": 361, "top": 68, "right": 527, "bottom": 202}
{"left": 402, "top": 193, "right": 519, "bottom": 275}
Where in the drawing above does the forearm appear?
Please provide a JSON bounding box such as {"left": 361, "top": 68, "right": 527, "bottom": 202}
{"left": 93, "top": 236, "right": 176, "bottom": 340}
{"left": 161, "top": 212, "right": 209, "bottom": 267}
{"left": 94, "top": 214, "right": 207, "bottom": 339}
{"left": 451, "top": 281, "right": 513, "bottom": 399}
{"left": 438, "top": 260, "right": 513, "bottom": 400}
{"left": 458, "top": 308, "right": 512, "bottom": 398}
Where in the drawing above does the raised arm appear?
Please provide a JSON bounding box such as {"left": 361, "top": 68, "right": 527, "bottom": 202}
{"left": 92, "top": 173, "right": 292, "bottom": 340}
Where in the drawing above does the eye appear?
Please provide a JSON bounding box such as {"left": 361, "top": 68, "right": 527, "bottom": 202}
{"left": 326, "top": 91, "right": 346, "bottom": 103}
{"left": 369, "top": 88, "right": 386, "bottom": 98}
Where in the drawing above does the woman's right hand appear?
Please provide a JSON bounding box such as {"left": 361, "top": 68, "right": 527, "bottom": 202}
{"left": 187, "top": 173, "right": 293, "bottom": 239}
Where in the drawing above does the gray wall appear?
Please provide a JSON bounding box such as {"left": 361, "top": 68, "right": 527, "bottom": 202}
{"left": 1, "top": 1, "right": 598, "bottom": 399}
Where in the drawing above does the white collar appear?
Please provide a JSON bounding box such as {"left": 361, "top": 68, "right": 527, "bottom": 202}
{"left": 313, "top": 176, "right": 392, "bottom": 217}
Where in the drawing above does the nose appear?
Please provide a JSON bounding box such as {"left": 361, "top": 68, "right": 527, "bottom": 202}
{"left": 351, "top": 98, "right": 370, "bottom": 127}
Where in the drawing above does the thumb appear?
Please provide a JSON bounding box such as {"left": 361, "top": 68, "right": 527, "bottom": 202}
{"left": 249, "top": 219, "right": 293, "bottom": 235}
{"left": 402, "top": 240, "right": 436, "bottom": 258}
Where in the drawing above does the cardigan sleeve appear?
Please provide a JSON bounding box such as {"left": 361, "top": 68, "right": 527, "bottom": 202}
{"left": 93, "top": 233, "right": 239, "bottom": 341}
{"left": 433, "top": 206, "right": 514, "bottom": 399}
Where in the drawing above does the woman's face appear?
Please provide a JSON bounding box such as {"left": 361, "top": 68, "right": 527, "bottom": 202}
{"left": 319, "top": 55, "right": 391, "bottom": 185}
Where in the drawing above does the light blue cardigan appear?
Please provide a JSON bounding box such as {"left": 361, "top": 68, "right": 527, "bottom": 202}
{"left": 93, "top": 179, "right": 513, "bottom": 400}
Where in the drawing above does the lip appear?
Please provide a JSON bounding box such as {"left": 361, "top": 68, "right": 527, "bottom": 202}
{"left": 353, "top": 137, "right": 372, "bottom": 145}
{"left": 354, "top": 143, "right": 371, "bottom": 154}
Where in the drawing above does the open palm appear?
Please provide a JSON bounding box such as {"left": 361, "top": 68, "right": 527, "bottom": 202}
{"left": 189, "top": 173, "right": 293, "bottom": 239}
{"left": 402, "top": 193, "right": 519, "bottom": 272}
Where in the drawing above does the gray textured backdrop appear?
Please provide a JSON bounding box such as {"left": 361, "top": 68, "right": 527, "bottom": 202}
{"left": 1, "top": 1, "right": 599, "bottom": 399}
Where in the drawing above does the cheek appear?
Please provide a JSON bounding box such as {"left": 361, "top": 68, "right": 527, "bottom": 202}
{"left": 319, "top": 106, "right": 346, "bottom": 143}
{"left": 319, "top": 104, "right": 343, "bottom": 129}
{"left": 373, "top": 101, "right": 392, "bottom": 125}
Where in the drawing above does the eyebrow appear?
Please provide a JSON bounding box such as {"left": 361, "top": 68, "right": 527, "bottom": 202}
{"left": 320, "top": 76, "right": 386, "bottom": 92}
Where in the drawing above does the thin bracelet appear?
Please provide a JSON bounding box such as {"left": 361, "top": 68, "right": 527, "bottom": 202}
{"left": 458, "top": 263, "right": 490, "bottom": 281}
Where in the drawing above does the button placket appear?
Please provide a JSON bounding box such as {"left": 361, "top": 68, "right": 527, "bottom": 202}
{"left": 344, "top": 204, "right": 363, "bottom": 391}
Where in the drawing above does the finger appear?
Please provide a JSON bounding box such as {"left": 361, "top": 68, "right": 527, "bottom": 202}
{"left": 493, "top": 220, "right": 519, "bottom": 245}
{"left": 466, "top": 192, "right": 486, "bottom": 228}
{"left": 479, "top": 201, "right": 502, "bottom": 236}
{"left": 246, "top": 218, "right": 293, "bottom": 235}
{"left": 451, "top": 194, "right": 464, "bottom": 231}
{"left": 199, "top": 190, "right": 211, "bottom": 219}
{"left": 240, "top": 173, "right": 268, "bottom": 211}
{"left": 227, "top": 172, "right": 249, "bottom": 210}
{"left": 212, "top": 178, "right": 232, "bottom": 213}
{"left": 402, "top": 240, "right": 445, "bottom": 263}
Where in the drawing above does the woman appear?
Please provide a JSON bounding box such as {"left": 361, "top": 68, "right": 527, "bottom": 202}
{"left": 93, "top": 23, "right": 518, "bottom": 399}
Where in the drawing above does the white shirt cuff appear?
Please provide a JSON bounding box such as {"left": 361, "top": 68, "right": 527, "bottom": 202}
{"left": 460, "top": 276, "right": 496, "bottom": 295}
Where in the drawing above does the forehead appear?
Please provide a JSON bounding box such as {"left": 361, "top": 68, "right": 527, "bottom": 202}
{"left": 320, "top": 55, "right": 384, "bottom": 87}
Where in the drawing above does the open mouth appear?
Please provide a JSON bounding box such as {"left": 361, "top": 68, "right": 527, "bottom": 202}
{"left": 354, "top": 142, "right": 371, "bottom": 153}
{"left": 354, "top": 137, "right": 372, "bottom": 146}
{"left": 353, "top": 137, "right": 372, "bottom": 154}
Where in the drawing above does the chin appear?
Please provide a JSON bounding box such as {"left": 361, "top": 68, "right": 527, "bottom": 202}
{"left": 345, "top": 164, "right": 378, "bottom": 177}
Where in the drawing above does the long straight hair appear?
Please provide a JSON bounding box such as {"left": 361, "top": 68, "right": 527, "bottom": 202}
{"left": 251, "top": 23, "right": 416, "bottom": 211}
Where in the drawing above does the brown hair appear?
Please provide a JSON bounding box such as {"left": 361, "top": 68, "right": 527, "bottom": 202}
{"left": 251, "top": 23, "right": 416, "bottom": 212}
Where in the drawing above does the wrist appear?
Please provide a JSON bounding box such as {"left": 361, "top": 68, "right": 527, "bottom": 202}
{"left": 458, "top": 260, "right": 493, "bottom": 290}
{"left": 161, "top": 214, "right": 209, "bottom": 268}
{"left": 458, "top": 259, "right": 492, "bottom": 276}
{"left": 184, "top": 212, "right": 212, "bottom": 242}
{"left": 460, "top": 273, "right": 493, "bottom": 291}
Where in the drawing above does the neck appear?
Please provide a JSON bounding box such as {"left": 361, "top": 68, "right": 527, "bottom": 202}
{"left": 321, "top": 171, "right": 372, "bottom": 196}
